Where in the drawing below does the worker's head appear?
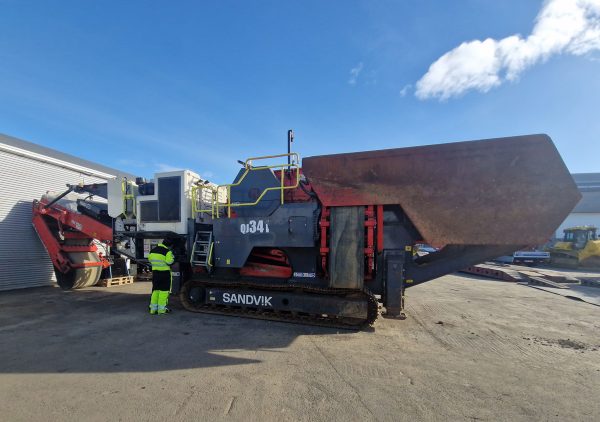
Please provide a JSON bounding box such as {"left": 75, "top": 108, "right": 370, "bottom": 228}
{"left": 162, "top": 237, "right": 175, "bottom": 247}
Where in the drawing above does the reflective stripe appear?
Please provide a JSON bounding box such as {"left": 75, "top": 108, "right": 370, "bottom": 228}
{"left": 148, "top": 248, "right": 173, "bottom": 271}
{"left": 149, "top": 258, "right": 170, "bottom": 270}
{"left": 155, "top": 245, "right": 175, "bottom": 265}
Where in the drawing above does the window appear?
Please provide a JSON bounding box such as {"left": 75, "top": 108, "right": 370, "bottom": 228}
{"left": 158, "top": 176, "right": 181, "bottom": 221}
{"left": 140, "top": 201, "right": 159, "bottom": 222}
{"left": 138, "top": 176, "right": 182, "bottom": 222}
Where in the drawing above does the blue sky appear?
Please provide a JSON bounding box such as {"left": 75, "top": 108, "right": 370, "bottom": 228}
{"left": 1, "top": 0, "right": 599, "bottom": 183}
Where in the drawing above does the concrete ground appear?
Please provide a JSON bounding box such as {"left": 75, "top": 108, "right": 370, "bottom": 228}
{"left": 0, "top": 274, "right": 599, "bottom": 422}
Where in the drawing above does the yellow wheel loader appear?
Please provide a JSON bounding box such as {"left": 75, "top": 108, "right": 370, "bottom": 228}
{"left": 549, "top": 226, "right": 600, "bottom": 268}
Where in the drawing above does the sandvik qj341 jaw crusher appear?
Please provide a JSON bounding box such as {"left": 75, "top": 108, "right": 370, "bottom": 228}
{"left": 32, "top": 133, "right": 581, "bottom": 328}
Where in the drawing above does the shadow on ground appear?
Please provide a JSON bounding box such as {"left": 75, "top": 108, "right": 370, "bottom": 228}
{"left": 0, "top": 283, "right": 352, "bottom": 374}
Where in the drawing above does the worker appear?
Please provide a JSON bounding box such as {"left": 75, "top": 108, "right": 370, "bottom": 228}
{"left": 148, "top": 237, "right": 175, "bottom": 315}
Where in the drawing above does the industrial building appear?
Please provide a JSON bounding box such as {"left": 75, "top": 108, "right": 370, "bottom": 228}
{"left": 555, "top": 173, "right": 600, "bottom": 238}
{"left": 0, "top": 133, "right": 129, "bottom": 291}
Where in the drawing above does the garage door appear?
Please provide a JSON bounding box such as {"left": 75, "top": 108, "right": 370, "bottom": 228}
{"left": 0, "top": 150, "right": 107, "bottom": 290}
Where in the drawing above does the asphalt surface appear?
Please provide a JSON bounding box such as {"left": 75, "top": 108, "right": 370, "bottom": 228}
{"left": 0, "top": 274, "right": 599, "bottom": 421}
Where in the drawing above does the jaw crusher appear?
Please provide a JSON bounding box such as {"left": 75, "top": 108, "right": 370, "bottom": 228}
{"left": 33, "top": 134, "right": 581, "bottom": 328}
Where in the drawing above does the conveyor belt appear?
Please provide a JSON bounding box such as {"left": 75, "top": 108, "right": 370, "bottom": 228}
{"left": 54, "top": 239, "right": 103, "bottom": 289}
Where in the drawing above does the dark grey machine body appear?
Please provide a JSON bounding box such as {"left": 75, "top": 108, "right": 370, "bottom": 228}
{"left": 212, "top": 202, "right": 318, "bottom": 269}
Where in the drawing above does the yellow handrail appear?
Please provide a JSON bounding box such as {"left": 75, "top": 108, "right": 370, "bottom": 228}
{"left": 191, "top": 153, "right": 301, "bottom": 219}
{"left": 207, "top": 242, "right": 214, "bottom": 268}
{"left": 191, "top": 184, "right": 219, "bottom": 217}
{"left": 121, "top": 179, "right": 136, "bottom": 218}
{"left": 218, "top": 153, "right": 300, "bottom": 218}
{"left": 245, "top": 152, "right": 300, "bottom": 168}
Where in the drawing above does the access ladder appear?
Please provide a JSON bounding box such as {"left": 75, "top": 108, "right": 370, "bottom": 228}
{"left": 191, "top": 231, "right": 213, "bottom": 270}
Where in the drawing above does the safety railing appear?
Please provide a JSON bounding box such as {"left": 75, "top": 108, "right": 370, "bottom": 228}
{"left": 192, "top": 153, "right": 300, "bottom": 218}
{"left": 121, "top": 178, "right": 136, "bottom": 218}
{"left": 191, "top": 184, "right": 220, "bottom": 217}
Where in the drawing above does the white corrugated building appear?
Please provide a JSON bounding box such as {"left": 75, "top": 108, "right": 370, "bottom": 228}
{"left": 0, "top": 133, "right": 130, "bottom": 291}
{"left": 555, "top": 173, "right": 600, "bottom": 238}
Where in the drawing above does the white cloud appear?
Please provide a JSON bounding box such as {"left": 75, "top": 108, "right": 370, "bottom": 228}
{"left": 348, "top": 62, "right": 364, "bottom": 85}
{"left": 415, "top": 0, "right": 600, "bottom": 100}
{"left": 399, "top": 84, "right": 412, "bottom": 97}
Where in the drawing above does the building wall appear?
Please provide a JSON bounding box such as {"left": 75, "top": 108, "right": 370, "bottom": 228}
{"left": 555, "top": 213, "right": 600, "bottom": 238}
{"left": 553, "top": 173, "right": 600, "bottom": 239}
{"left": 0, "top": 148, "right": 111, "bottom": 291}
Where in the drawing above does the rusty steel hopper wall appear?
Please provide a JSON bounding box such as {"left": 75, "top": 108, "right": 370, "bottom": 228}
{"left": 303, "top": 134, "right": 581, "bottom": 247}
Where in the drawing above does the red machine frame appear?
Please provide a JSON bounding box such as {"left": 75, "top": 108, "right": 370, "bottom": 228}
{"left": 32, "top": 198, "right": 113, "bottom": 274}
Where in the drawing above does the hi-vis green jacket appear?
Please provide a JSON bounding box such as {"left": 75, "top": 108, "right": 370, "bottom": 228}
{"left": 148, "top": 243, "right": 174, "bottom": 271}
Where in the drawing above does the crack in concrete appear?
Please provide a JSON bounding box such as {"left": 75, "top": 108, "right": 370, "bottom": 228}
{"left": 174, "top": 385, "right": 196, "bottom": 416}
{"left": 223, "top": 396, "right": 236, "bottom": 416}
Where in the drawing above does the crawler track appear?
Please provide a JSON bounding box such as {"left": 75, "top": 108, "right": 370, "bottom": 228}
{"left": 179, "top": 279, "right": 379, "bottom": 330}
